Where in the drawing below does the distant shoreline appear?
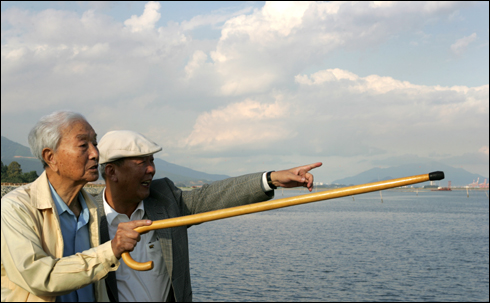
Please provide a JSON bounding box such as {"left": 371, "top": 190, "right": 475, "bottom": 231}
{"left": 2, "top": 184, "right": 487, "bottom": 199}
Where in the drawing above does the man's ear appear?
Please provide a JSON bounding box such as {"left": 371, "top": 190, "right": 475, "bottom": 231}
{"left": 42, "top": 148, "right": 58, "bottom": 172}
{"left": 105, "top": 164, "right": 118, "bottom": 182}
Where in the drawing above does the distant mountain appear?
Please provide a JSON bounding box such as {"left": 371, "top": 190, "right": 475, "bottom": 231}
{"left": 152, "top": 158, "right": 229, "bottom": 184}
{"left": 332, "top": 162, "right": 488, "bottom": 187}
{"left": 1, "top": 136, "right": 43, "bottom": 174}
{"left": 5, "top": 135, "right": 485, "bottom": 187}
{"left": 1, "top": 136, "right": 228, "bottom": 185}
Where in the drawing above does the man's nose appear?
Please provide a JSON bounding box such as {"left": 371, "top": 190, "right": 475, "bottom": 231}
{"left": 89, "top": 142, "right": 99, "bottom": 161}
{"left": 147, "top": 163, "right": 156, "bottom": 175}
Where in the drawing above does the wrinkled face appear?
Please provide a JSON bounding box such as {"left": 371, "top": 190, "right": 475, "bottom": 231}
{"left": 114, "top": 155, "right": 156, "bottom": 202}
{"left": 53, "top": 119, "right": 99, "bottom": 183}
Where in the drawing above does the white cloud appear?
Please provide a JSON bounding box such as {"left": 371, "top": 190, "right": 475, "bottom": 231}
{"left": 295, "top": 68, "right": 488, "bottom": 100}
{"left": 184, "top": 50, "right": 208, "bottom": 79}
{"left": 451, "top": 33, "right": 477, "bottom": 55}
{"left": 180, "top": 6, "right": 254, "bottom": 31}
{"left": 182, "top": 98, "right": 293, "bottom": 153}
{"left": 177, "top": 66, "right": 488, "bottom": 164}
{"left": 201, "top": 1, "right": 470, "bottom": 97}
{"left": 295, "top": 68, "right": 489, "bottom": 119}
{"left": 0, "top": 2, "right": 192, "bottom": 114}
{"left": 290, "top": 68, "right": 489, "bottom": 168}
{"left": 124, "top": 1, "right": 161, "bottom": 32}
{"left": 295, "top": 69, "right": 360, "bottom": 85}
{"left": 1, "top": 1, "right": 487, "bottom": 181}
{"left": 260, "top": 1, "right": 311, "bottom": 36}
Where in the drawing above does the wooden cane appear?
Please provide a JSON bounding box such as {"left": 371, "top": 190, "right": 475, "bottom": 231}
{"left": 122, "top": 171, "right": 444, "bottom": 271}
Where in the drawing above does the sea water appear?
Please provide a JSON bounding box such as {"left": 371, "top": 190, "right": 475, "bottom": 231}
{"left": 188, "top": 189, "right": 489, "bottom": 302}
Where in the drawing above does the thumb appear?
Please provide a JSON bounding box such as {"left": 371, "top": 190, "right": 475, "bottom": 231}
{"left": 290, "top": 172, "right": 306, "bottom": 183}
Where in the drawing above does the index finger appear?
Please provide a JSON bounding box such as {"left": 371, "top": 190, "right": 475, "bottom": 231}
{"left": 125, "top": 220, "right": 152, "bottom": 229}
{"left": 301, "top": 162, "right": 323, "bottom": 172}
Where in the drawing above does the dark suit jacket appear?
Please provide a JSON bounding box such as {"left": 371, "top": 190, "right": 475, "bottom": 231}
{"left": 95, "top": 172, "right": 273, "bottom": 302}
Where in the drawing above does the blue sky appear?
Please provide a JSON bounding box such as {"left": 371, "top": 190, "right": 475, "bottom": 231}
{"left": 1, "top": 1, "right": 488, "bottom": 182}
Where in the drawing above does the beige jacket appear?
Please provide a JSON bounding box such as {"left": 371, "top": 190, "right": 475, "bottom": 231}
{"left": 1, "top": 172, "right": 119, "bottom": 302}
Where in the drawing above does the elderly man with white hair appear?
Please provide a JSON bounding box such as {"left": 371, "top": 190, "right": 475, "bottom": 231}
{"left": 1, "top": 111, "right": 152, "bottom": 302}
{"left": 95, "top": 130, "right": 322, "bottom": 302}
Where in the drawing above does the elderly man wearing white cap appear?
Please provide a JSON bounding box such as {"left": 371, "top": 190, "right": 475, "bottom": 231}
{"left": 95, "top": 130, "right": 322, "bottom": 302}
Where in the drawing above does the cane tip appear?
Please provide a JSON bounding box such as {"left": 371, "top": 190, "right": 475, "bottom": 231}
{"left": 429, "top": 171, "right": 444, "bottom": 181}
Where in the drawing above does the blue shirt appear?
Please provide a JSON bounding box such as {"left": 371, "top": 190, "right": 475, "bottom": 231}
{"left": 48, "top": 181, "right": 95, "bottom": 302}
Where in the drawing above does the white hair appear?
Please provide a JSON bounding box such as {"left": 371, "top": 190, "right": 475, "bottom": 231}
{"left": 28, "top": 110, "right": 88, "bottom": 168}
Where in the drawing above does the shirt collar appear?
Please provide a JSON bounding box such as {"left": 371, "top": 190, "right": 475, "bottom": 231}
{"left": 48, "top": 180, "right": 89, "bottom": 221}
{"left": 102, "top": 187, "right": 145, "bottom": 226}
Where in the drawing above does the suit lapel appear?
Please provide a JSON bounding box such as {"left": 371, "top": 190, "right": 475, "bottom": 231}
{"left": 144, "top": 195, "right": 174, "bottom": 279}
{"left": 95, "top": 191, "right": 119, "bottom": 302}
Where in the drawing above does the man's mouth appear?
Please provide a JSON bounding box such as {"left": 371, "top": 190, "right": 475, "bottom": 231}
{"left": 141, "top": 180, "right": 151, "bottom": 187}
{"left": 89, "top": 164, "right": 98, "bottom": 170}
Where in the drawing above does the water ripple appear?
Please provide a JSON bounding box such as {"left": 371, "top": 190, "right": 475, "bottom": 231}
{"left": 189, "top": 190, "right": 489, "bottom": 302}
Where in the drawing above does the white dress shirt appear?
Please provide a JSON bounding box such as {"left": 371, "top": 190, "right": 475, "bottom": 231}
{"left": 102, "top": 189, "right": 171, "bottom": 302}
{"left": 262, "top": 172, "right": 273, "bottom": 191}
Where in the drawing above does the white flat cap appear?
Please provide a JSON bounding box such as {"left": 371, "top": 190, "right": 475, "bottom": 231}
{"left": 98, "top": 130, "right": 162, "bottom": 164}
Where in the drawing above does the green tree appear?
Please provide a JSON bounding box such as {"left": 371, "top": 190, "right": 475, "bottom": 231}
{"left": 1, "top": 161, "right": 39, "bottom": 183}
{"left": 1, "top": 161, "right": 6, "bottom": 181}
{"left": 4, "top": 161, "right": 24, "bottom": 183}
{"left": 22, "top": 171, "right": 39, "bottom": 183}
{"left": 7, "top": 161, "right": 22, "bottom": 179}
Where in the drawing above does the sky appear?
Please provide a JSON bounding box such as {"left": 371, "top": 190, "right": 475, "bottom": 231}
{"left": 1, "top": 1, "right": 489, "bottom": 183}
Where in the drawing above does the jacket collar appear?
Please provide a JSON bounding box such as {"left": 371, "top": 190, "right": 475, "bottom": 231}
{"left": 31, "top": 170, "right": 96, "bottom": 211}
{"left": 30, "top": 171, "right": 55, "bottom": 210}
